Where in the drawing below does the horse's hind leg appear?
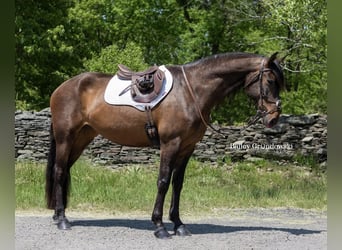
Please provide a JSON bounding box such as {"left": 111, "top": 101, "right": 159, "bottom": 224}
{"left": 50, "top": 125, "right": 97, "bottom": 230}
{"left": 52, "top": 138, "right": 74, "bottom": 230}
{"left": 68, "top": 125, "right": 97, "bottom": 167}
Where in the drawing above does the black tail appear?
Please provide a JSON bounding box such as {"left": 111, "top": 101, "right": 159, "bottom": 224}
{"left": 45, "top": 123, "right": 56, "bottom": 209}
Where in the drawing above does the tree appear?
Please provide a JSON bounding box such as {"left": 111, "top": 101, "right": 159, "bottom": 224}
{"left": 248, "top": 0, "right": 327, "bottom": 114}
{"left": 175, "top": 0, "right": 258, "bottom": 62}
{"left": 15, "top": 0, "right": 75, "bottom": 109}
{"left": 212, "top": 0, "right": 327, "bottom": 121}
{"left": 84, "top": 42, "right": 148, "bottom": 73}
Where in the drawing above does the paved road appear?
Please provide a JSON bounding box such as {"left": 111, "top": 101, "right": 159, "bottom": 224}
{"left": 15, "top": 208, "right": 326, "bottom": 250}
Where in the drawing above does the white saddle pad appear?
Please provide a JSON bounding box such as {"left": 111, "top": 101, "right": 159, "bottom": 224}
{"left": 104, "top": 65, "right": 173, "bottom": 111}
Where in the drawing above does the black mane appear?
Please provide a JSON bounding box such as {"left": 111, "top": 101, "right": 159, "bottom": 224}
{"left": 185, "top": 52, "right": 285, "bottom": 90}
{"left": 185, "top": 52, "right": 263, "bottom": 66}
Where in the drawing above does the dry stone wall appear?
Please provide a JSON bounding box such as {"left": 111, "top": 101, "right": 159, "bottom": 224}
{"left": 15, "top": 108, "right": 327, "bottom": 167}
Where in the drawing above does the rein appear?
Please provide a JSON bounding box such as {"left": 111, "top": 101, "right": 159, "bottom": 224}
{"left": 181, "top": 66, "right": 226, "bottom": 137}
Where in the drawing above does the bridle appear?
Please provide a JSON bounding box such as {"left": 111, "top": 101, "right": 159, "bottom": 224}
{"left": 244, "top": 59, "right": 282, "bottom": 127}
{"left": 181, "top": 58, "right": 282, "bottom": 136}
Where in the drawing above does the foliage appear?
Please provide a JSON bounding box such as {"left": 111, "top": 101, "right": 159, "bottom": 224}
{"left": 257, "top": 0, "right": 327, "bottom": 115}
{"left": 15, "top": 0, "right": 327, "bottom": 122}
{"left": 212, "top": 91, "right": 256, "bottom": 125}
{"left": 15, "top": 0, "right": 76, "bottom": 110}
{"left": 84, "top": 42, "right": 148, "bottom": 73}
{"left": 15, "top": 159, "right": 326, "bottom": 213}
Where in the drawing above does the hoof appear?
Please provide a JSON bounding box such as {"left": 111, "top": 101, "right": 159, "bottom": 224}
{"left": 175, "top": 225, "right": 191, "bottom": 236}
{"left": 57, "top": 218, "right": 71, "bottom": 230}
{"left": 154, "top": 227, "right": 172, "bottom": 239}
{"left": 52, "top": 214, "right": 58, "bottom": 222}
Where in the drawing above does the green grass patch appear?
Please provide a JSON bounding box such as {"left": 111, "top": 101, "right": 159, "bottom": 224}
{"left": 15, "top": 159, "right": 327, "bottom": 215}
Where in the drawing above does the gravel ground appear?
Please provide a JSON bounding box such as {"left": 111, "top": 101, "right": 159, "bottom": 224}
{"left": 15, "top": 208, "right": 326, "bottom": 250}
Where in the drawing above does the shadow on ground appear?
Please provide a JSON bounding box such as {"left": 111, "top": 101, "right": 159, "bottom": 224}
{"left": 71, "top": 218, "right": 324, "bottom": 236}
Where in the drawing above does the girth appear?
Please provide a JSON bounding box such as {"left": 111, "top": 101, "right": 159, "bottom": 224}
{"left": 144, "top": 106, "right": 160, "bottom": 149}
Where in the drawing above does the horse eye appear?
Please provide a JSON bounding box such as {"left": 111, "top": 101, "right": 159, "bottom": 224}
{"left": 267, "top": 79, "right": 275, "bottom": 85}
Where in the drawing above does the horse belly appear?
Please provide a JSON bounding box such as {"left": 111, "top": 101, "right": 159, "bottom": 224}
{"left": 87, "top": 109, "right": 152, "bottom": 147}
{"left": 100, "top": 127, "right": 151, "bottom": 147}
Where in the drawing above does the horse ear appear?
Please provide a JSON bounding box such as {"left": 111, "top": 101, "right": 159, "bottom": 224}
{"left": 279, "top": 53, "right": 289, "bottom": 64}
{"left": 267, "top": 52, "right": 279, "bottom": 64}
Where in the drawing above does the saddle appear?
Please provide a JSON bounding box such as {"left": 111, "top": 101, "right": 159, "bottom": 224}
{"left": 117, "top": 64, "right": 165, "bottom": 103}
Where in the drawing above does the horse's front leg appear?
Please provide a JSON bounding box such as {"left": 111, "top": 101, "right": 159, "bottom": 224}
{"left": 169, "top": 152, "right": 193, "bottom": 236}
{"left": 151, "top": 138, "right": 181, "bottom": 239}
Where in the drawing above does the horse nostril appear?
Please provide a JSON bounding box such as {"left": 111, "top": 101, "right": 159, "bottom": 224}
{"left": 268, "top": 118, "right": 278, "bottom": 127}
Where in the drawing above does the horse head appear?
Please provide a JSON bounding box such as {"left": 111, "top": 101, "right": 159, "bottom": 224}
{"left": 244, "top": 52, "right": 285, "bottom": 128}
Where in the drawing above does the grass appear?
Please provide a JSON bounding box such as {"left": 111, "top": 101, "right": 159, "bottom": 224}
{"left": 15, "top": 158, "right": 327, "bottom": 216}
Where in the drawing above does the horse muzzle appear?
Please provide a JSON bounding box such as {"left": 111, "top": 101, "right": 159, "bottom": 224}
{"left": 260, "top": 99, "right": 282, "bottom": 128}
{"left": 263, "top": 115, "right": 279, "bottom": 128}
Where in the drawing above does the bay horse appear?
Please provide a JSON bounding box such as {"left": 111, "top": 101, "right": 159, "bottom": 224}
{"left": 46, "top": 52, "right": 284, "bottom": 239}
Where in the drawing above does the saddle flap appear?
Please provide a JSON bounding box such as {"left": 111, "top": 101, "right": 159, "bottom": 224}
{"left": 153, "top": 70, "right": 164, "bottom": 93}
{"left": 131, "top": 69, "right": 165, "bottom": 103}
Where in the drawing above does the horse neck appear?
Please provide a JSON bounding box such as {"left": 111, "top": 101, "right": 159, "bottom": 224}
{"left": 184, "top": 55, "right": 263, "bottom": 114}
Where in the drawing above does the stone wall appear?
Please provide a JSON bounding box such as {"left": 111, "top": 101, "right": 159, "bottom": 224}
{"left": 15, "top": 108, "right": 327, "bottom": 167}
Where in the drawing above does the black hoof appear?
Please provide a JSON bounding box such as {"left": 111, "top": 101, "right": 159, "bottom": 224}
{"left": 57, "top": 218, "right": 71, "bottom": 230}
{"left": 175, "top": 225, "right": 191, "bottom": 236}
{"left": 154, "top": 227, "right": 172, "bottom": 239}
{"left": 52, "top": 214, "right": 58, "bottom": 222}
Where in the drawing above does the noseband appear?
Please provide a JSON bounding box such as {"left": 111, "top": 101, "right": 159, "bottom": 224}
{"left": 245, "top": 59, "right": 282, "bottom": 127}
